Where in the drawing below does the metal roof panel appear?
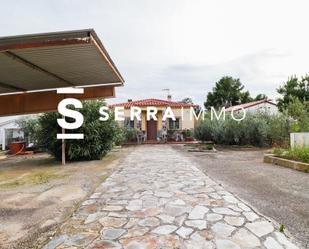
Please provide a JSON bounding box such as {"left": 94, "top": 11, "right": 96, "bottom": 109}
{"left": 0, "top": 29, "right": 124, "bottom": 94}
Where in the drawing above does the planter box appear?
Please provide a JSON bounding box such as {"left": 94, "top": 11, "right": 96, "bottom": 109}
{"left": 264, "top": 154, "right": 309, "bottom": 172}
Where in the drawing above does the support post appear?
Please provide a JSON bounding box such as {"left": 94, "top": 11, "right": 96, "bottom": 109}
{"left": 62, "top": 127, "right": 66, "bottom": 165}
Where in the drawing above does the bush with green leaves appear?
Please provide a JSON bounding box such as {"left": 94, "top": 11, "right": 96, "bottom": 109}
{"left": 21, "top": 100, "right": 122, "bottom": 161}
{"left": 181, "top": 129, "right": 193, "bottom": 138}
{"left": 122, "top": 127, "right": 138, "bottom": 143}
{"left": 194, "top": 112, "right": 290, "bottom": 147}
{"left": 285, "top": 97, "right": 309, "bottom": 132}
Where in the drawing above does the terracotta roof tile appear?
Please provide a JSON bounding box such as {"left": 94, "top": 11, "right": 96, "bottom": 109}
{"left": 109, "top": 98, "right": 197, "bottom": 108}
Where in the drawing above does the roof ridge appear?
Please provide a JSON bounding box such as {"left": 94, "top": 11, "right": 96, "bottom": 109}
{"left": 108, "top": 98, "right": 197, "bottom": 108}
{"left": 225, "top": 99, "right": 276, "bottom": 111}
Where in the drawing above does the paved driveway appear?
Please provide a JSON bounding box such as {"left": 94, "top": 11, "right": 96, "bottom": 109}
{"left": 174, "top": 145, "right": 309, "bottom": 248}
{"left": 42, "top": 145, "right": 301, "bottom": 249}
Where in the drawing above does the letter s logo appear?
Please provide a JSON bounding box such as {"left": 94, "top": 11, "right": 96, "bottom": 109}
{"left": 57, "top": 98, "right": 84, "bottom": 139}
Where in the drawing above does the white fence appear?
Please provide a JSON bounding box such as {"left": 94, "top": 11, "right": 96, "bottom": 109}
{"left": 290, "top": 133, "right": 309, "bottom": 148}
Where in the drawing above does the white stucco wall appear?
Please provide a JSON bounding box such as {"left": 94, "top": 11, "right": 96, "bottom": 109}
{"left": 0, "top": 115, "right": 30, "bottom": 150}
{"left": 119, "top": 107, "right": 195, "bottom": 130}
{"left": 245, "top": 102, "right": 278, "bottom": 115}
{"left": 290, "top": 133, "right": 309, "bottom": 148}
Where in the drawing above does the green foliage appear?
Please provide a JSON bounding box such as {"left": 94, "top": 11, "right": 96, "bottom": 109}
{"left": 112, "top": 125, "right": 126, "bottom": 146}
{"left": 285, "top": 97, "right": 309, "bottom": 132}
{"left": 273, "top": 146, "right": 309, "bottom": 164}
{"left": 203, "top": 143, "right": 214, "bottom": 150}
{"left": 194, "top": 113, "right": 290, "bottom": 147}
{"left": 204, "top": 76, "right": 267, "bottom": 110}
{"left": 205, "top": 76, "right": 252, "bottom": 109}
{"left": 122, "top": 127, "right": 138, "bottom": 143}
{"left": 254, "top": 94, "right": 268, "bottom": 101}
{"left": 182, "top": 129, "right": 193, "bottom": 138}
{"left": 279, "top": 224, "right": 285, "bottom": 233}
{"left": 17, "top": 117, "right": 41, "bottom": 146}
{"left": 277, "top": 75, "right": 309, "bottom": 111}
{"left": 265, "top": 114, "right": 290, "bottom": 147}
{"left": 180, "top": 97, "right": 194, "bottom": 104}
{"left": 21, "top": 100, "right": 122, "bottom": 161}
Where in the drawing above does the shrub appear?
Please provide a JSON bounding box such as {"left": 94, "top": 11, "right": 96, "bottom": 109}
{"left": 285, "top": 97, "right": 309, "bottom": 132}
{"left": 194, "top": 119, "right": 215, "bottom": 142}
{"left": 21, "top": 100, "right": 122, "bottom": 161}
{"left": 122, "top": 127, "right": 138, "bottom": 143}
{"left": 16, "top": 117, "right": 41, "bottom": 147}
{"left": 182, "top": 129, "right": 193, "bottom": 138}
{"left": 265, "top": 114, "right": 290, "bottom": 147}
{"left": 113, "top": 125, "right": 126, "bottom": 146}
{"left": 194, "top": 112, "right": 290, "bottom": 147}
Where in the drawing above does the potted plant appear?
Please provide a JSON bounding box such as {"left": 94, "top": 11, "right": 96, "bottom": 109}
{"left": 182, "top": 129, "right": 194, "bottom": 141}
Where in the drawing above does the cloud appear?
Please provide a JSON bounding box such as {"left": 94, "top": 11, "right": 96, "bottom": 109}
{"left": 113, "top": 49, "right": 291, "bottom": 105}
{"left": 1, "top": 1, "right": 309, "bottom": 107}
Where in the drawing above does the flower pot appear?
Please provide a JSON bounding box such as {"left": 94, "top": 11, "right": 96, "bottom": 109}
{"left": 9, "top": 141, "right": 26, "bottom": 155}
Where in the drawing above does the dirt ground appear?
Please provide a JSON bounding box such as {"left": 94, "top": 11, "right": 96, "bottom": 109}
{"left": 173, "top": 144, "right": 309, "bottom": 248}
{"left": 0, "top": 147, "right": 131, "bottom": 249}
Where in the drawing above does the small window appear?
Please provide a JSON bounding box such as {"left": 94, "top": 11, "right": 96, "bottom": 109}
{"left": 168, "top": 118, "right": 181, "bottom": 130}
{"left": 124, "top": 117, "right": 134, "bottom": 128}
{"left": 129, "top": 120, "right": 134, "bottom": 128}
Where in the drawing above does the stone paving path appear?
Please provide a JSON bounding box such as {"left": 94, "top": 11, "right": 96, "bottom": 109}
{"left": 43, "top": 145, "right": 301, "bottom": 249}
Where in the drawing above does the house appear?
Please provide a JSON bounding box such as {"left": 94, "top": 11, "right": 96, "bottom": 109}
{"left": 109, "top": 98, "right": 197, "bottom": 141}
{"left": 0, "top": 116, "right": 25, "bottom": 151}
{"left": 225, "top": 99, "right": 278, "bottom": 115}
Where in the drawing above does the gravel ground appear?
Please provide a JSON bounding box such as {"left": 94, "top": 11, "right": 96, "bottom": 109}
{"left": 0, "top": 148, "right": 130, "bottom": 249}
{"left": 173, "top": 145, "right": 309, "bottom": 248}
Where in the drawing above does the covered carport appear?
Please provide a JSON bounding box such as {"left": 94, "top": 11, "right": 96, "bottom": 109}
{"left": 0, "top": 29, "right": 124, "bottom": 163}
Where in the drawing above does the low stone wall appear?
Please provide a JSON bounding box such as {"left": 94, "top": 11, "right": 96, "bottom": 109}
{"left": 264, "top": 154, "right": 309, "bottom": 172}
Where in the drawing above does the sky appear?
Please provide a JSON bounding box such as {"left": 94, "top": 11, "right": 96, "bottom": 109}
{"left": 1, "top": 0, "right": 309, "bottom": 106}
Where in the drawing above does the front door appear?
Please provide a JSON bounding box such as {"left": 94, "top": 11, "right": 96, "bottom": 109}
{"left": 147, "top": 119, "right": 157, "bottom": 140}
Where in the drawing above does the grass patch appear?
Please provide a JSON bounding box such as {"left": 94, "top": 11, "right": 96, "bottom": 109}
{"left": 0, "top": 169, "right": 62, "bottom": 189}
{"left": 273, "top": 147, "right": 309, "bottom": 164}
{"left": 28, "top": 171, "right": 61, "bottom": 184}
{"left": 0, "top": 180, "right": 23, "bottom": 189}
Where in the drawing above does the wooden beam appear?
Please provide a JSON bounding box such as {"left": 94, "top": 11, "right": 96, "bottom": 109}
{"left": 0, "top": 85, "right": 115, "bottom": 117}
{"left": 0, "top": 38, "right": 91, "bottom": 52}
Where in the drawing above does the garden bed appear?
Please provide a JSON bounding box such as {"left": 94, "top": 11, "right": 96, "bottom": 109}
{"left": 264, "top": 154, "right": 309, "bottom": 173}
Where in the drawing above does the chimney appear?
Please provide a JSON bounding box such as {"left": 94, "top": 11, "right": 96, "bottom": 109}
{"left": 167, "top": 94, "right": 172, "bottom": 101}
{"left": 128, "top": 99, "right": 132, "bottom": 102}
